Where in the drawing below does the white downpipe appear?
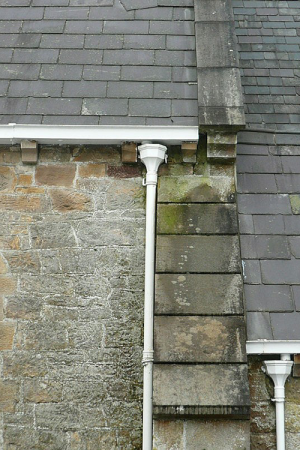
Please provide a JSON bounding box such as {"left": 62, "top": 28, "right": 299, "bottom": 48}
{"left": 264, "top": 356, "right": 293, "bottom": 450}
{"left": 138, "top": 142, "right": 167, "bottom": 450}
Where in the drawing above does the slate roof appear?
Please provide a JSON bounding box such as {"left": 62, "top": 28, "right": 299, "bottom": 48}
{"left": 237, "top": 130, "right": 300, "bottom": 340}
{"left": 233, "top": 0, "right": 300, "bottom": 132}
{"left": 0, "top": 0, "right": 198, "bottom": 126}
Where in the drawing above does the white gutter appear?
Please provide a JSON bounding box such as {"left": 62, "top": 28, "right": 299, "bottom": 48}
{"left": 247, "top": 340, "right": 300, "bottom": 355}
{"left": 138, "top": 143, "right": 167, "bottom": 450}
{"left": 263, "top": 355, "right": 293, "bottom": 450}
{"left": 0, "top": 124, "right": 198, "bottom": 145}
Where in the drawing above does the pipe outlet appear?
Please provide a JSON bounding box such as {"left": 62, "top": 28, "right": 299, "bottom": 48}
{"left": 138, "top": 143, "right": 167, "bottom": 185}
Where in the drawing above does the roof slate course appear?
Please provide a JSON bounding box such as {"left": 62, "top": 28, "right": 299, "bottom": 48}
{"left": 233, "top": 0, "right": 300, "bottom": 131}
{"left": 237, "top": 129, "right": 300, "bottom": 341}
{"left": 0, "top": 0, "right": 197, "bottom": 125}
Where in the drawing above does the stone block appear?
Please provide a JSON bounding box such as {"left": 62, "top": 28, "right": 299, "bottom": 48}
{"left": 0, "top": 166, "right": 17, "bottom": 192}
{"left": 3, "top": 351, "right": 49, "bottom": 378}
{"left": 0, "top": 194, "right": 47, "bottom": 212}
{"left": 4, "top": 251, "right": 40, "bottom": 273}
{"left": 195, "top": 0, "right": 234, "bottom": 22}
{"left": 198, "top": 68, "right": 244, "bottom": 108}
{"left": 73, "top": 146, "right": 121, "bottom": 163}
{"left": 49, "top": 189, "right": 93, "bottom": 213}
{"left": 153, "top": 364, "right": 250, "bottom": 410}
{"left": 185, "top": 419, "right": 250, "bottom": 450}
{"left": 30, "top": 222, "right": 77, "bottom": 249}
{"left": 78, "top": 163, "right": 106, "bottom": 178}
{"left": 0, "top": 321, "right": 16, "bottom": 350}
{"left": 158, "top": 176, "right": 235, "bottom": 203}
{"left": 195, "top": 22, "right": 238, "bottom": 68}
{"left": 3, "top": 428, "right": 68, "bottom": 450}
{"left": 153, "top": 420, "right": 184, "bottom": 450}
{"left": 0, "top": 380, "right": 18, "bottom": 412}
{"left": 154, "top": 316, "right": 246, "bottom": 362}
{"left": 156, "top": 273, "right": 243, "bottom": 315}
{"left": 24, "top": 379, "right": 63, "bottom": 403}
{"left": 156, "top": 235, "right": 240, "bottom": 273}
{"left": 157, "top": 204, "right": 237, "bottom": 235}
{"left": 36, "top": 164, "right": 76, "bottom": 187}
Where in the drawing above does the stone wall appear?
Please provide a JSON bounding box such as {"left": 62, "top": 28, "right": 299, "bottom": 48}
{"left": 0, "top": 145, "right": 145, "bottom": 449}
{"left": 249, "top": 355, "right": 300, "bottom": 450}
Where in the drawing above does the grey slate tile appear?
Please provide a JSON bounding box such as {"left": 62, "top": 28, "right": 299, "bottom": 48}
{"left": 237, "top": 155, "right": 282, "bottom": 173}
{"left": 22, "top": 20, "right": 65, "bottom": 33}
{"left": 0, "top": 33, "right": 41, "bottom": 47}
{"left": 237, "top": 174, "right": 277, "bottom": 193}
{"left": 135, "top": 7, "right": 172, "bottom": 20}
{"left": 261, "top": 259, "right": 300, "bottom": 284}
{"left": 40, "top": 34, "right": 85, "bottom": 49}
{"left": 240, "top": 235, "right": 290, "bottom": 259}
{"left": 129, "top": 98, "right": 171, "bottom": 117}
{"left": 0, "top": 114, "right": 42, "bottom": 124}
{"left": 0, "top": 7, "right": 44, "bottom": 19}
{"left": 0, "top": 97, "right": 28, "bottom": 114}
{"left": 146, "top": 116, "right": 198, "bottom": 126}
{"left": 238, "top": 194, "right": 292, "bottom": 214}
{"left": 100, "top": 116, "right": 146, "bottom": 125}
{"left": 0, "top": 49, "right": 13, "bottom": 63}
{"left": 289, "top": 236, "right": 300, "bottom": 258}
{"left": 155, "top": 50, "right": 196, "bottom": 66}
{"left": 0, "top": 80, "right": 9, "bottom": 97}
{"left": 238, "top": 215, "right": 254, "bottom": 234}
{"left": 276, "top": 174, "right": 300, "bottom": 193}
{"left": 9, "top": 80, "right": 63, "bottom": 98}
{"left": 173, "top": 7, "right": 194, "bottom": 20}
{"left": 89, "top": 5, "right": 134, "bottom": 19}
{"left": 85, "top": 35, "right": 124, "bottom": 49}
{"left": 12, "top": 49, "right": 59, "bottom": 64}
{"left": 247, "top": 312, "right": 273, "bottom": 340}
{"left": 65, "top": 20, "right": 103, "bottom": 34}
{"left": 0, "top": 21, "right": 23, "bottom": 33}
{"left": 244, "top": 284, "right": 293, "bottom": 312}
{"left": 123, "top": 35, "right": 165, "bottom": 50}
{"left": 44, "top": 7, "right": 89, "bottom": 19}
{"left": 82, "top": 98, "right": 128, "bottom": 115}
{"left": 62, "top": 81, "right": 107, "bottom": 98}
{"left": 32, "top": 0, "right": 68, "bottom": 4}
{"left": 281, "top": 157, "right": 300, "bottom": 174}
{"left": 83, "top": 65, "right": 121, "bottom": 81}
{"left": 284, "top": 215, "right": 300, "bottom": 235}
{"left": 40, "top": 64, "right": 83, "bottom": 80}
{"left": 271, "top": 312, "right": 300, "bottom": 339}
{"left": 120, "top": 0, "right": 158, "bottom": 10}
{"left": 103, "top": 20, "right": 149, "bottom": 34}
{"left": 27, "top": 98, "right": 82, "bottom": 115}
{"left": 172, "top": 99, "right": 198, "bottom": 116}
{"left": 242, "top": 259, "right": 262, "bottom": 284}
{"left": 107, "top": 81, "right": 153, "bottom": 98}
{"left": 121, "top": 66, "right": 171, "bottom": 81}
{"left": 167, "top": 36, "right": 195, "bottom": 50}
{"left": 69, "top": 0, "right": 113, "bottom": 5}
{"left": 149, "top": 20, "right": 195, "bottom": 35}
{"left": 42, "top": 115, "right": 99, "bottom": 124}
{"left": 172, "top": 66, "right": 197, "bottom": 82}
{"left": 154, "top": 82, "right": 197, "bottom": 99}
{"left": 103, "top": 49, "right": 154, "bottom": 65}
{"left": 59, "top": 49, "right": 103, "bottom": 65}
{"left": 237, "top": 144, "right": 269, "bottom": 155}
{"left": 253, "top": 215, "right": 285, "bottom": 235}
{"left": 292, "top": 286, "right": 300, "bottom": 311}
{"left": 0, "top": 64, "right": 40, "bottom": 80}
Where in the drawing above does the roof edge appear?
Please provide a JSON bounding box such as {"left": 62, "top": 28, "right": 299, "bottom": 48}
{"left": 0, "top": 124, "right": 199, "bottom": 146}
{"left": 247, "top": 340, "right": 300, "bottom": 355}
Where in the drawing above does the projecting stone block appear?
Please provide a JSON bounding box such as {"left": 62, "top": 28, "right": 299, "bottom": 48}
{"left": 155, "top": 274, "right": 243, "bottom": 315}
{"left": 156, "top": 235, "right": 240, "bottom": 273}
{"left": 157, "top": 204, "right": 237, "bottom": 235}
{"left": 198, "top": 68, "right": 244, "bottom": 108}
{"left": 194, "top": 0, "right": 234, "bottom": 22}
{"left": 154, "top": 316, "right": 247, "bottom": 363}
{"left": 153, "top": 364, "right": 250, "bottom": 415}
{"left": 158, "top": 176, "right": 235, "bottom": 203}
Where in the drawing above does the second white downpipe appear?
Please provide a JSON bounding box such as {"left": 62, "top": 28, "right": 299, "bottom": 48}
{"left": 264, "top": 355, "right": 293, "bottom": 450}
{"left": 138, "top": 142, "right": 167, "bottom": 450}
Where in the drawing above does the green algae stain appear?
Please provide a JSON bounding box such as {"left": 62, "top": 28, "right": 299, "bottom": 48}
{"left": 290, "top": 195, "right": 300, "bottom": 214}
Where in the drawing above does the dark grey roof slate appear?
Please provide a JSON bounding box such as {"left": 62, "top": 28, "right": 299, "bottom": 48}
{"left": 0, "top": 0, "right": 197, "bottom": 125}
{"left": 233, "top": 0, "right": 300, "bottom": 132}
{"left": 237, "top": 129, "right": 300, "bottom": 340}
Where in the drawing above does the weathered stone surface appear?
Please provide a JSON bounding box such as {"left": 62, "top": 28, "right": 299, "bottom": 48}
{"left": 185, "top": 419, "right": 250, "bottom": 450}
{"left": 157, "top": 203, "right": 237, "bottom": 234}
{"left": 24, "top": 379, "right": 63, "bottom": 403}
{"left": 3, "top": 428, "right": 68, "bottom": 450}
{"left": 158, "top": 176, "right": 235, "bottom": 203}
{"left": 49, "top": 188, "right": 92, "bottom": 212}
{"left": 36, "top": 164, "right": 76, "bottom": 187}
{"left": 153, "top": 420, "right": 184, "bottom": 450}
{"left": 78, "top": 163, "right": 106, "bottom": 178}
{"left": 194, "top": 0, "right": 233, "bottom": 22}
{"left": 153, "top": 364, "right": 250, "bottom": 408}
{"left": 0, "top": 321, "right": 16, "bottom": 350}
{"left": 0, "top": 166, "right": 16, "bottom": 192}
{"left": 30, "top": 222, "right": 77, "bottom": 249}
{"left": 0, "top": 380, "right": 18, "bottom": 412}
{"left": 156, "top": 235, "right": 240, "bottom": 273}
{"left": 154, "top": 316, "right": 246, "bottom": 363}
{"left": 0, "top": 194, "right": 47, "bottom": 212}
{"left": 73, "top": 146, "right": 120, "bottom": 163}
{"left": 4, "top": 250, "right": 40, "bottom": 273}
{"left": 155, "top": 274, "right": 243, "bottom": 315}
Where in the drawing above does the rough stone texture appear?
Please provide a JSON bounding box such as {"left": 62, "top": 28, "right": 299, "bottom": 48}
{"left": 0, "top": 144, "right": 145, "bottom": 449}
{"left": 237, "top": 130, "right": 300, "bottom": 339}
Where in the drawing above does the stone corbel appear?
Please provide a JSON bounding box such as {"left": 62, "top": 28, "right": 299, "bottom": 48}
{"left": 121, "top": 142, "right": 138, "bottom": 163}
{"left": 21, "top": 140, "right": 38, "bottom": 165}
{"left": 207, "top": 130, "right": 237, "bottom": 163}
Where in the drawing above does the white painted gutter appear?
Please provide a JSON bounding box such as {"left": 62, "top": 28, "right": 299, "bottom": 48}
{"left": 138, "top": 143, "right": 167, "bottom": 450}
{"left": 0, "top": 124, "right": 198, "bottom": 145}
{"left": 247, "top": 340, "right": 300, "bottom": 355}
{"left": 263, "top": 355, "right": 293, "bottom": 450}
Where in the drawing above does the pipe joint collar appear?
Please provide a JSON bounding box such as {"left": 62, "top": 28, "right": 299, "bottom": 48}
{"left": 142, "top": 350, "right": 154, "bottom": 366}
